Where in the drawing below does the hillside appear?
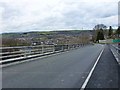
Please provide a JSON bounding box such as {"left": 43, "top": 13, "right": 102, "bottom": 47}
{"left": 1, "top": 30, "right": 94, "bottom": 47}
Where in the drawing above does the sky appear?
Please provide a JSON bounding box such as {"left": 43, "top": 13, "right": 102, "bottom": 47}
{"left": 0, "top": 0, "right": 119, "bottom": 33}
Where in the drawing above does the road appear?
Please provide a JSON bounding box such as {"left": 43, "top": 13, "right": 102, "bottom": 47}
{"left": 86, "top": 45, "right": 119, "bottom": 88}
{"left": 2, "top": 44, "right": 104, "bottom": 88}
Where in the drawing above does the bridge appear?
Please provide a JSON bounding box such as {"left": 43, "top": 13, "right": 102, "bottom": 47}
{"left": 1, "top": 44, "right": 120, "bottom": 89}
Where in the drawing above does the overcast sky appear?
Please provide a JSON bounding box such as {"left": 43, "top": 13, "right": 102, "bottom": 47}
{"left": 0, "top": 0, "right": 119, "bottom": 33}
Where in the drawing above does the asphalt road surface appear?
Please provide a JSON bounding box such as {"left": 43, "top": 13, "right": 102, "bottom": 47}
{"left": 86, "top": 45, "right": 119, "bottom": 88}
{"left": 2, "top": 44, "right": 104, "bottom": 88}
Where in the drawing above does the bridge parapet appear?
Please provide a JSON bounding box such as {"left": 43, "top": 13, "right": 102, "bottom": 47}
{"left": 0, "top": 44, "right": 90, "bottom": 65}
{"left": 110, "top": 44, "right": 120, "bottom": 64}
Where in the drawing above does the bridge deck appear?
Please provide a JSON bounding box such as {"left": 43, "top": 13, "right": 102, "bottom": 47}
{"left": 2, "top": 44, "right": 119, "bottom": 89}
{"left": 2, "top": 44, "right": 103, "bottom": 88}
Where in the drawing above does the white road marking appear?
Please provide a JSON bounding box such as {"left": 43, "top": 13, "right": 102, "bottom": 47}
{"left": 80, "top": 47, "right": 104, "bottom": 89}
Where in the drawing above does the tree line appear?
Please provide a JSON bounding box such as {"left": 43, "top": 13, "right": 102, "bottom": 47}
{"left": 93, "top": 24, "right": 120, "bottom": 43}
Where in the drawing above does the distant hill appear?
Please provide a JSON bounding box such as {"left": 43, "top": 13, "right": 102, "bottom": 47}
{"left": 1, "top": 30, "right": 95, "bottom": 47}
{"left": 1, "top": 30, "right": 94, "bottom": 39}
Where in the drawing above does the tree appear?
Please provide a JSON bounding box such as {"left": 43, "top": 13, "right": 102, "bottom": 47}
{"left": 93, "top": 24, "right": 107, "bottom": 30}
{"left": 96, "top": 29, "right": 104, "bottom": 42}
{"left": 108, "top": 26, "right": 113, "bottom": 38}
{"left": 116, "top": 26, "right": 120, "bottom": 38}
{"left": 93, "top": 24, "right": 106, "bottom": 42}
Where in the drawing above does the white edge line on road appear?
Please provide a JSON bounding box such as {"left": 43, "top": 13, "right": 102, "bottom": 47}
{"left": 80, "top": 47, "right": 104, "bottom": 89}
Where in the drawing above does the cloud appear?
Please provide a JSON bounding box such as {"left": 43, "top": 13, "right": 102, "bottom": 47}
{"left": 0, "top": 0, "right": 119, "bottom": 33}
{"left": 0, "top": 6, "right": 5, "bottom": 33}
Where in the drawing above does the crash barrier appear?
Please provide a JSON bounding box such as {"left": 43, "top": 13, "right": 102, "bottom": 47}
{"left": 0, "top": 44, "right": 90, "bottom": 65}
{"left": 110, "top": 44, "right": 120, "bottom": 65}
{"left": 111, "top": 44, "right": 120, "bottom": 54}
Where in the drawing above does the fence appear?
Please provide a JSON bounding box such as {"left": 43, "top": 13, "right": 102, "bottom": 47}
{"left": 0, "top": 44, "right": 88, "bottom": 65}
{"left": 111, "top": 44, "right": 120, "bottom": 54}
{"left": 110, "top": 44, "right": 120, "bottom": 64}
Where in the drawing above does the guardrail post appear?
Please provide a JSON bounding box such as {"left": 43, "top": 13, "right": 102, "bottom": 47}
{"left": 68, "top": 45, "right": 70, "bottom": 50}
{"left": 53, "top": 45, "right": 55, "bottom": 53}
{"left": 24, "top": 47, "right": 27, "bottom": 58}
{"left": 24, "top": 51, "right": 27, "bottom": 57}
{"left": 62, "top": 45, "right": 64, "bottom": 51}
{"left": 42, "top": 45, "right": 44, "bottom": 54}
{"left": 118, "top": 44, "right": 120, "bottom": 53}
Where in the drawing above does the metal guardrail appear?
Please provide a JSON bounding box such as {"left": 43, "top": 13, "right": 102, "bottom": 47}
{"left": 111, "top": 45, "right": 120, "bottom": 54}
{"left": 0, "top": 44, "right": 89, "bottom": 65}
{"left": 110, "top": 44, "right": 120, "bottom": 65}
